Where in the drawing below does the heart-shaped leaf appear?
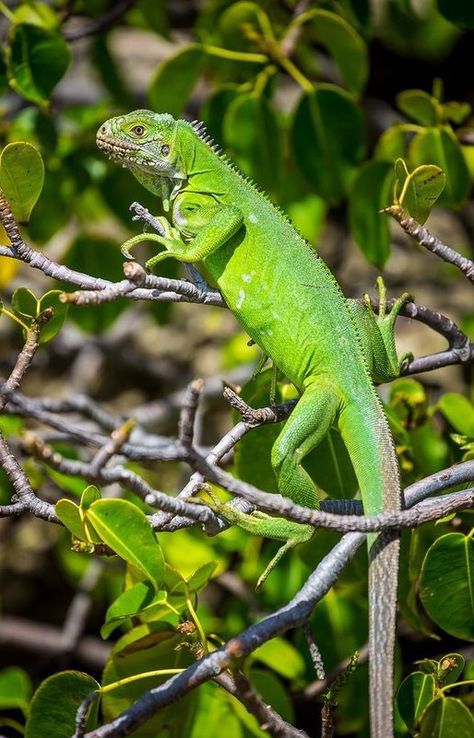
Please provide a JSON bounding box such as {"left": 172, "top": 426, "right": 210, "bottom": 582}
{"left": 0, "top": 142, "right": 44, "bottom": 224}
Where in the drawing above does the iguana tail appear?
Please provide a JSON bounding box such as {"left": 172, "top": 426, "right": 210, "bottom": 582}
{"left": 339, "top": 392, "right": 401, "bottom": 738}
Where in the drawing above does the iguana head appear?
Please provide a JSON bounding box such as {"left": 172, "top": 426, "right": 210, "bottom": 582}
{"left": 97, "top": 110, "right": 183, "bottom": 179}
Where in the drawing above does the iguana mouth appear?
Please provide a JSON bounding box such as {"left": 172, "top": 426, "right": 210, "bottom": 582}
{"left": 96, "top": 134, "right": 155, "bottom": 169}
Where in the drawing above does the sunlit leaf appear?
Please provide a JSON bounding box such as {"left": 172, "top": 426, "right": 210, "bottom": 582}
{"left": 438, "top": 393, "right": 474, "bottom": 436}
{"left": 56, "top": 498, "right": 86, "bottom": 540}
{"left": 395, "top": 159, "right": 446, "bottom": 224}
{"left": 253, "top": 637, "right": 305, "bottom": 680}
{"left": 88, "top": 499, "right": 165, "bottom": 589}
{"left": 0, "top": 257, "right": 18, "bottom": 288}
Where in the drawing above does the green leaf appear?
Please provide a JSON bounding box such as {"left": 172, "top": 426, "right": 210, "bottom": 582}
{"left": 223, "top": 93, "right": 281, "bottom": 193}
{"left": 12, "top": 287, "right": 38, "bottom": 320}
{"left": 441, "top": 101, "right": 472, "bottom": 125}
{"left": 348, "top": 159, "right": 394, "bottom": 267}
{"left": 292, "top": 84, "right": 366, "bottom": 204}
{"left": 8, "top": 24, "right": 71, "bottom": 107}
{"left": 305, "top": 427, "right": 358, "bottom": 499}
{"left": 438, "top": 653, "right": 465, "bottom": 685}
{"left": 190, "top": 683, "right": 243, "bottom": 738}
{"left": 37, "top": 290, "right": 68, "bottom": 343}
{"left": 233, "top": 371, "right": 281, "bottom": 492}
{"left": 186, "top": 561, "right": 217, "bottom": 591}
{"left": 110, "top": 622, "right": 178, "bottom": 657}
{"left": 218, "top": 1, "right": 273, "bottom": 52}
{"left": 55, "top": 498, "right": 85, "bottom": 540}
{"left": 420, "top": 533, "right": 474, "bottom": 641}
{"left": 418, "top": 697, "right": 474, "bottom": 737}
{"left": 0, "top": 667, "right": 32, "bottom": 715}
{"left": 397, "top": 671, "right": 436, "bottom": 731}
{"left": 438, "top": 393, "right": 474, "bottom": 436}
{"left": 60, "top": 236, "right": 127, "bottom": 333}
{"left": 374, "top": 125, "right": 407, "bottom": 163}
{"left": 87, "top": 499, "right": 165, "bottom": 589}
{"left": 148, "top": 44, "right": 205, "bottom": 117}
{"left": 251, "top": 669, "right": 294, "bottom": 722}
{"left": 102, "top": 630, "right": 196, "bottom": 738}
{"left": 307, "top": 9, "right": 368, "bottom": 95}
{"left": 11, "top": 2, "right": 59, "bottom": 30}
{"left": 101, "top": 581, "right": 167, "bottom": 639}
{"left": 200, "top": 86, "right": 238, "bottom": 144}
{"left": 25, "top": 671, "right": 99, "bottom": 738}
{"left": 80, "top": 485, "right": 101, "bottom": 510}
{"left": 409, "top": 127, "right": 470, "bottom": 208}
{"left": 0, "top": 142, "right": 44, "bottom": 224}
{"left": 437, "top": 0, "right": 474, "bottom": 29}
{"left": 253, "top": 637, "right": 305, "bottom": 680}
{"left": 395, "top": 159, "right": 446, "bottom": 224}
{"left": 397, "top": 89, "right": 439, "bottom": 126}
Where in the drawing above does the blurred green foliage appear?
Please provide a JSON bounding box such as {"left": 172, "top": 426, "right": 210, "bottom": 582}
{"left": 0, "top": 1, "right": 474, "bottom": 737}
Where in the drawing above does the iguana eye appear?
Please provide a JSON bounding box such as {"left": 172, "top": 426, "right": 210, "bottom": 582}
{"left": 161, "top": 144, "right": 170, "bottom": 156}
{"left": 131, "top": 125, "right": 145, "bottom": 136}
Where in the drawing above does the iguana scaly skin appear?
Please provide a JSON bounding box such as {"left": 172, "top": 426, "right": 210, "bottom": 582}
{"left": 97, "top": 110, "right": 410, "bottom": 738}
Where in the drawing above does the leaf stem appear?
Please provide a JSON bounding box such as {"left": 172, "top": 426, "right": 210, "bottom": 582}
{"left": 185, "top": 585, "right": 208, "bottom": 655}
{"left": 202, "top": 45, "right": 268, "bottom": 64}
{"left": 99, "top": 669, "right": 185, "bottom": 694}
{"left": 0, "top": 2, "right": 14, "bottom": 21}
{"left": 0, "top": 308, "right": 29, "bottom": 331}
{"left": 275, "top": 54, "right": 314, "bottom": 92}
{"left": 440, "top": 679, "right": 474, "bottom": 692}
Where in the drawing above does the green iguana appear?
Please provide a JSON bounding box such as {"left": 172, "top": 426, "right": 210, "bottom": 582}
{"left": 97, "top": 110, "right": 410, "bottom": 738}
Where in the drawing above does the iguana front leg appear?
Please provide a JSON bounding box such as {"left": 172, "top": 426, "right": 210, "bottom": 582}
{"left": 121, "top": 195, "right": 244, "bottom": 270}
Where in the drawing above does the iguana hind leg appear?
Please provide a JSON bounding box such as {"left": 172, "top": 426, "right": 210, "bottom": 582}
{"left": 272, "top": 377, "right": 340, "bottom": 509}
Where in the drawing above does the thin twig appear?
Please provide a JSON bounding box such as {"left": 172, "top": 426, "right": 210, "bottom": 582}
{"left": 64, "top": 0, "right": 137, "bottom": 41}
{"left": 385, "top": 205, "right": 474, "bottom": 283}
{"left": 303, "top": 622, "right": 326, "bottom": 681}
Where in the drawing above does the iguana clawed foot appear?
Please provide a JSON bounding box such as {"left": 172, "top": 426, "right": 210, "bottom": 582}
{"left": 363, "top": 276, "right": 413, "bottom": 328}
{"left": 120, "top": 217, "right": 183, "bottom": 269}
